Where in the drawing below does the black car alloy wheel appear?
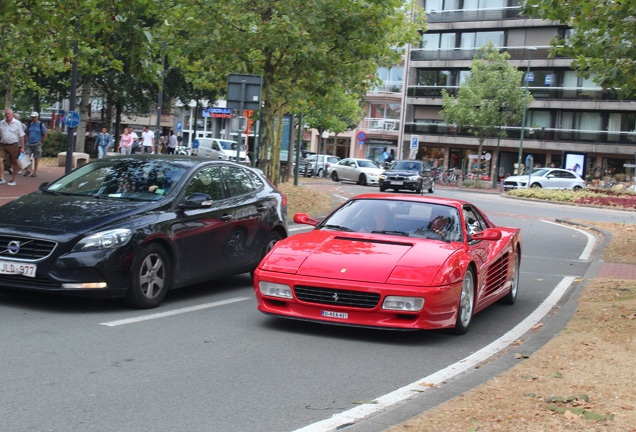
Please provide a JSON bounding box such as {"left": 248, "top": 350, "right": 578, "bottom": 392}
{"left": 124, "top": 243, "right": 172, "bottom": 308}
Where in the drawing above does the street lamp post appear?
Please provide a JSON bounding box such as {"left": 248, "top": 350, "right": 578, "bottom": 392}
{"left": 516, "top": 47, "right": 536, "bottom": 174}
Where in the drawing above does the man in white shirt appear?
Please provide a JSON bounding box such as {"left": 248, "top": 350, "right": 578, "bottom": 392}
{"left": 0, "top": 108, "right": 26, "bottom": 186}
{"left": 141, "top": 126, "right": 155, "bottom": 154}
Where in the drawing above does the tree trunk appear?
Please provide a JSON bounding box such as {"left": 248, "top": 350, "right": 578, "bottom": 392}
{"left": 76, "top": 77, "right": 93, "bottom": 154}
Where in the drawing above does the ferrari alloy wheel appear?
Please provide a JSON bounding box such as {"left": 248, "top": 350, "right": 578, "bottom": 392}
{"left": 452, "top": 267, "right": 475, "bottom": 334}
{"left": 500, "top": 253, "right": 520, "bottom": 305}
{"left": 331, "top": 171, "right": 339, "bottom": 182}
{"left": 124, "top": 243, "right": 171, "bottom": 309}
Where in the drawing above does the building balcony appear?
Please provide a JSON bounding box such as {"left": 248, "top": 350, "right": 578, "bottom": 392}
{"left": 363, "top": 118, "right": 400, "bottom": 132}
{"left": 404, "top": 122, "right": 636, "bottom": 147}
{"left": 410, "top": 46, "right": 556, "bottom": 62}
{"left": 426, "top": 6, "right": 522, "bottom": 24}
{"left": 407, "top": 85, "right": 626, "bottom": 103}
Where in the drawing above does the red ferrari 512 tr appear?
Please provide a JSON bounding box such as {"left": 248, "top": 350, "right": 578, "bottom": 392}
{"left": 253, "top": 194, "right": 521, "bottom": 334}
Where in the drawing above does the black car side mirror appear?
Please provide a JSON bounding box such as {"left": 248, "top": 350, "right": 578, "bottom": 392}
{"left": 180, "top": 193, "right": 214, "bottom": 209}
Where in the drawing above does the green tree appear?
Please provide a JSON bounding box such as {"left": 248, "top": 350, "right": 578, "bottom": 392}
{"left": 523, "top": 0, "right": 636, "bottom": 98}
{"left": 171, "top": 0, "right": 424, "bottom": 183}
{"left": 441, "top": 42, "right": 531, "bottom": 184}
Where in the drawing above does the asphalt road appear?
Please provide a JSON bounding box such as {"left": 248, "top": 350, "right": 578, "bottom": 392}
{"left": 1, "top": 183, "right": 632, "bottom": 432}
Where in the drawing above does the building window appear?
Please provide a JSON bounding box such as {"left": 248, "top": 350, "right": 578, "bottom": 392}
{"left": 417, "top": 70, "right": 455, "bottom": 86}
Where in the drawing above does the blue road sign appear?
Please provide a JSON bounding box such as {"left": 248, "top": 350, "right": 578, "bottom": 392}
{"left": 411, "top": 135, "right": 419, "bottom": 149}
{"left": 177, "top": 122, "right": 183, "bottom": 132}
{"left": 64, "top": 110, "right": 80, "bottom": 128}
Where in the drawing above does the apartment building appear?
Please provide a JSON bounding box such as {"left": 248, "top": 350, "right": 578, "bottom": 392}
{"left": 402, "top": 0, "right": 636, "bottom": 182}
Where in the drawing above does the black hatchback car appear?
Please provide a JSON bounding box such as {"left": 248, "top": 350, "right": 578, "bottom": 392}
{"left": 379, "top": 160, "right": 435, "bottom": 194}
{"left": 0, "top": 155, "right": 287, "bottom": 308}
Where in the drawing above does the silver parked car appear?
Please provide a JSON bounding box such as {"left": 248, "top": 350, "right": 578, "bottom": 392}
{"left": 503, "top": 168, "right": 586, "bottom": 191}
{"left": 329, "top": 158, "right": 384, "bottom": 185}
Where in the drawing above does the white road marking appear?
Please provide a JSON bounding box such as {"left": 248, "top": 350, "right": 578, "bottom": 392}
{"left": 541, "top": 219, "right": 597, "bottom": 260}
{"left": 99, "top": 297, "right": 250, "bottom": 327}
{"left": 293, "top": 276, "right": 577, "bottom": 432}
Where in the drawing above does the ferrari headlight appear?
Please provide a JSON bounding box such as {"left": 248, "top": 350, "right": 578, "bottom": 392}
{"left": 259, "top": 281, "right": 293, "bottom": 299}
{"left": 73, "top": 228, "right": 133, "bottom": 251}
{"left": 383, "top": 296, "right": 424, "bottom": 311}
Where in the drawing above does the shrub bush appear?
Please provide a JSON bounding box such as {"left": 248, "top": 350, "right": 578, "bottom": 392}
{"left": 42, "top": 130, "right": 68, "bottom": 157}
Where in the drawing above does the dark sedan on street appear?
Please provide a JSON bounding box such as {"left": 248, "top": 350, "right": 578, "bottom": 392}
{"left": 0, "top": 155, "right": 287, "bottom": 308}
{"left": 379, "top": 160, "right": 435, "bottom": 194}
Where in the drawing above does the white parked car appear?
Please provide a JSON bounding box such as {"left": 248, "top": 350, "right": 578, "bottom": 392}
{"left": 329, "top": 158, "right": 384, "bottom": 186}
{"left": 195, "top": 138, "right": 250, "bottom": 164}
{"left": 503, "top": 168, "right": 586, "bottom": 191}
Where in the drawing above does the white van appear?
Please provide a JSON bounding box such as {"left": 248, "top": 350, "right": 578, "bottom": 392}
{"left": 195, "top": 138, "right": 250, "bottom": 164}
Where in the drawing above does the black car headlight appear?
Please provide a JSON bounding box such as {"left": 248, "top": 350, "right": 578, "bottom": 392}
{"left": 73, "top": 228, "right": 133, "bottom": 252}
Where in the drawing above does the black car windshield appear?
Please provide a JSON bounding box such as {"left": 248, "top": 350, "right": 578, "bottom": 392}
{"left": 391, "top": 161, "right": 422, "bottom": 171}
{"left": 45, "top": 158, "right": 188, "bottom": 201}
{"left": 318, "top": 198, "right": 463, "bottom": 242}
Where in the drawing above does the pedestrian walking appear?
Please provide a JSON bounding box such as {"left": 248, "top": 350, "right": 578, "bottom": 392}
{"left": 24, "top": 111, "right": 47, "bottom": 177}
{"left": 94, "top": 127, "right": 112, "bottom": 159}
{"left": 167, "top": 130, "right": 177, "bottom": 154}
{"left": 141, "top": 126, "right": 155, "bottom": 154}
{"left": 0, "top": 108, "right": 26, "bottom": 186}
{"left": 118, "top": 128, "right": 134, "bottom": 155}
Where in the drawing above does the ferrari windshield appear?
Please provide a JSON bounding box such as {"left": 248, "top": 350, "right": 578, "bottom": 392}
{"left": 319, "top": 199, "right": 463, "bottom": 242}
{"left": 45, "top": 158, "right": 188, "bottom": 201}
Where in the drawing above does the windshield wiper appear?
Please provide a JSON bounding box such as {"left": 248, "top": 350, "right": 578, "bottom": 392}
{"left": 371, "top": 230, "right": 410, "bottom": 237}
{"left": 322, "top": 224, "right": 354, "bottom": 232}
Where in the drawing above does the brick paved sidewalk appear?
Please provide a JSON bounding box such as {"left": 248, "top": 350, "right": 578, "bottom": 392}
{"left": 597, "top": 262, "right": 636, "bottom": 280}
{"left": 0, "top": 163, "right": 65, "bottom": 206}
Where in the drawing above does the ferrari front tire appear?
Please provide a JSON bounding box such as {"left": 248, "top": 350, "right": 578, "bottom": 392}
{"left": 452, "top": 267, "right": 475, "bottom": 335}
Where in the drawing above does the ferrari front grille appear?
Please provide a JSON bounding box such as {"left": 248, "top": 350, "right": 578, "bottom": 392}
{"left": 294, "top": 286, "right": 381, "bottom": 309}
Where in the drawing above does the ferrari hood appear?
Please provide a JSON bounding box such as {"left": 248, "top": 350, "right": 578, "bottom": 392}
{"left": 261, "top": 231, "right": 456, "bottom": 285}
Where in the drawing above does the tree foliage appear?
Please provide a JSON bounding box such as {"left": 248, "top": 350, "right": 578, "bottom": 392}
{"left": 2, "top": 0, "right": 424, "bottom": 184}
{"left": 523, "top": 0, "right": 636, "bottom": 98}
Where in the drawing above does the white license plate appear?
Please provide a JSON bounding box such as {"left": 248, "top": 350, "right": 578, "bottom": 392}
{"left": 322, "top": 310, "right": 348, "bottom": 319}
{"left": 390, "top": 181, "right": 403, "bottom": 185}
{"left": 0, "top": 260, "right": 37, "bottom": 278}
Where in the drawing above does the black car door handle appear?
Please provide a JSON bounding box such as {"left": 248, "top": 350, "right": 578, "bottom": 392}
{"left": 220, "top": 214, "right": 233, "bottom": 221}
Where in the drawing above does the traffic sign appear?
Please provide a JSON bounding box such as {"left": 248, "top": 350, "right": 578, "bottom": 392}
{"left": 177, "top": 122, "right": 183, "bottom": 132}
{"left": 64, "top": 110, "right": 80, "bottom": 128}
{"left": 357, "top": 131, "right": 367, "bottom": 141}
{"left": 411, "top": 135, "right": 419, "bottom": 149}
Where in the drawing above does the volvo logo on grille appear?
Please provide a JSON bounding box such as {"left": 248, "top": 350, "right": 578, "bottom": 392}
{"left": 7, "top": 240, "right": 21, "bottom": 255}
{"left": 333, "top": 293, "right": 339, "bottom": 302}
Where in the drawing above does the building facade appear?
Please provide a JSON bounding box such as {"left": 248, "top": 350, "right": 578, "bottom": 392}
{"left": 402, "top": 0, "right": 635, "bottom": 182}
{"left": 309, "top": 0, "right": 635, "bottom": 184}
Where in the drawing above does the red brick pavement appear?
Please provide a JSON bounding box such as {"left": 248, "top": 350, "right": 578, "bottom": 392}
{"left": 597, "top": 262, "right": 636, "bottom": 280}
{"left": 0, "top": 163, "right": 66, "bottom": 206}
